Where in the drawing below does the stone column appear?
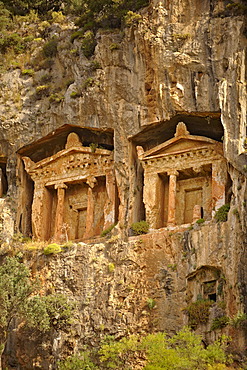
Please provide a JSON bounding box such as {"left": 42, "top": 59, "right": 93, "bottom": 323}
{"left": 212, "top": 160, "right": 227, "bottom": 213}
{"left": 84, "top": 177, "right": 97, "bottom": 239}
{"left": 143, "top": 172, "right": 159, "bottom": 228}
{"left": 104, "top": 170, "right": 116, "bottom": 229}
{"left": 167, "top": 170, "right": 179, "bottom": 226}
{"left": 32, "top": 182, "right": 53, "bottom": 240}
{"left": 193, "top": 204, "right": 202, "bottom": 223}
{"left": 54, "top": 183, "right": 67, "bottom": 242}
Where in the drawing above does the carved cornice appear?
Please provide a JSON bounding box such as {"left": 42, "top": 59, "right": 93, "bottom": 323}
{"left": 25, "top": 150, "right": 114, "bottom": 186}
{"left": 141, "top": 147, "right": 223, "bottom": 173}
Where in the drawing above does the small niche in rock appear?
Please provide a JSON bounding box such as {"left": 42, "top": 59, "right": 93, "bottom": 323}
{"left": 0, "top": 159, "right": 8, "bottom": 197}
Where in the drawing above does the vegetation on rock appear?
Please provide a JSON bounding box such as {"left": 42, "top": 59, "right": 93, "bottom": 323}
{"left": 214, "top": 204, "right": 230, "bottom": 222}
{"left": 98, "top": 326, "right": 232, "bottom": 369}
{"left": 100, "top": 223, "right": 115, "bottom": 237}
{"left": 130, "top": 220, "right": 149, "bottom": 235}
{"left": 184, "top": 299, "right": 214, "bottom": 329}
{"left": 0, "top": 256, "right": 74, "bottom": 367}
{"left": 58, "top": 351, "right": 98, "bottom": 370}
{"left": 43, "top": 243, "right": 63, "bottom": 254}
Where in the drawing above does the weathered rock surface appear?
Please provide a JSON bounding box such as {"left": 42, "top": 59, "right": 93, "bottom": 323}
{"left": 0, "top": 0, "right": 246, "bottom": 367}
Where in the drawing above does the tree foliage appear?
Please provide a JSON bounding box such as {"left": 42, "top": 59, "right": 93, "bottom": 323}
{"left": 70, "top": 0, "right": 149, "bottom": 31}
{"left": 0, "top": 2, "right": 11, "bottom": 31}
{"left": 98, "top": 327, "right": 232, "bottom": 369}
{"left": 58, "top": 351, "right": 98, "bottom": 370}
{"left": 0, "top": 256, "right": 74, "bottom": 362}
{"left": 0, "top": 0, "right": 65, "bottom": 15}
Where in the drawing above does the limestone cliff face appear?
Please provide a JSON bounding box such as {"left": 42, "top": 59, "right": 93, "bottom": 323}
{"left": 0, "top": 0, "right": 246, "bottom": 367}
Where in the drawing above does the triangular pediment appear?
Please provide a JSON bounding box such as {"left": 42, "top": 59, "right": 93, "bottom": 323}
{"left": 22, "top": 132, "right": 113, "bottom": 173}
{"left": 140, "top": 123, "right": 221, "bottom": 160}
{"left": 142, "top": 136, "right": 217, "bottom": 159}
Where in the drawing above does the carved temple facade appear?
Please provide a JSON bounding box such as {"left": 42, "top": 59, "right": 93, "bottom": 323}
{"left": 137, "top": 122, "right": 228, "bottom": 228}
{"left": 20, "top": 122, "right": 229, "bottom": 241}
{"left": 23, "top": 133, "right": 117, "bottom": 242}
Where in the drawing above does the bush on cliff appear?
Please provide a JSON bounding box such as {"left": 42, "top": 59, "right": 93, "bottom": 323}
{"left": 214, "top": 203, "right": 230, "bottom": 222}
{"left": 131, "top": 220, "right": 149, "bottom": 235}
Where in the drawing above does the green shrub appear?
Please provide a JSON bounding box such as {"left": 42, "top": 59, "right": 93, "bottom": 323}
{"left": 99, "top": 327, "right": 232, "bottom": 369}
{"left": 36, "top": 84, "right": 50, "bottom": 97}
{"left": 88, "top": 142, "right": 97, "bottom": 152}
{"left": 49, "top": 92, "right": 64, "bottom": 103}
{"left": 83, "top": 77, "right": 94, "bottom": 89}
{"left": 131, "top": 220, "right": 149, "bottom": 235}
{"left": 58, "top": 351, "right": 98, "bottom": 370}
{"left": 167, "top": 263, "right": 177, "bottom": 271}
{"left": 73, "top": 0, "right": 149, "bottom": 32}
{"left": 99, "top": 334, "right": 139, "bottom": 369}
{"left": 147, "top": 298, "right": 156, "bottom": 309}
{"left": 214, "top": 204, "right": 230, "bottom": 222}
{"left": 90, "top": 60, "right": 101, "bottom": 70}
{"left": 0, "top": 2, "right": 11, "bottom": 31}
{"left": 70, "top": 91, "right": 81, "bottom": 99}
{"left": 0, "top": 32, "right": 25, "bottom": 54}
{"left": 43, "top": 243, "right": 62, "bottom": 255}
{"left": 21, "top": 68, "right": 34, "bottom": 76}
{"left": 51, "top": 10, "right": 64, "bottom": 23}
{"left": 70, "top": 29, "right": 85, "bottom": 43}
{"left": 184, "top": 299, "right": 214, "bottom": 329}
{"left": 42, "top": 37, "right": 58, "bottom": 58}
{"left": 108, "top": 263, "right": 115, "bottom": 273}
{"left": 101, "top": 224, "right": 115, "bottom": 237}
{"left": 196, "top": 218, "right": 205, "bottom": 224}
{"left": 211, "top": 316, "right": 229, "bottom": 331}
{"left": 81, "top": 31, "right": 96, "bottom": 58}
{"left": 124, "top": 11, "right": 142, "bottom": 26}
{"left": 229, "top": 311, "right": 247, "bottom": 328}
{"left": 109, "top": 43, "right": 120, "bottom": 50}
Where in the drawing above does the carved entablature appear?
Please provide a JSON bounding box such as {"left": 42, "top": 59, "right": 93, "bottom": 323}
{"left": 22, "top": 133, "right": 117, "bottom": 242}
{"left": 138, "top": 123, "right": 228, "bottom": 228}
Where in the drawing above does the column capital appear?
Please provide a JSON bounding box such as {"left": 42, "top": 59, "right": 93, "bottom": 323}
{"left": 167, "top": 169, "right": 179, "bottom": 177}
{"left": 87, "top": 176, "right": 97, "bottom": 189}
{"left": 55, "top": 183, "right": 68, "bottom": 190}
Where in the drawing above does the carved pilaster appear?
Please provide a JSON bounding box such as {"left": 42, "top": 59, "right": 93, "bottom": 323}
{"left": 167, "top": 170, "right": 179, "bottom": 226}
{"left": 32, "top": 182, "right": 53, "bottom": 240}
{"left": 104, "top": 170, "right": 117, "bottom": 229}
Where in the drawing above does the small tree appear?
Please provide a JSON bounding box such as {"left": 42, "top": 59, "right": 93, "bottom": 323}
{"left": 0, "top": 256, "right": 74, "bottom": 368}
